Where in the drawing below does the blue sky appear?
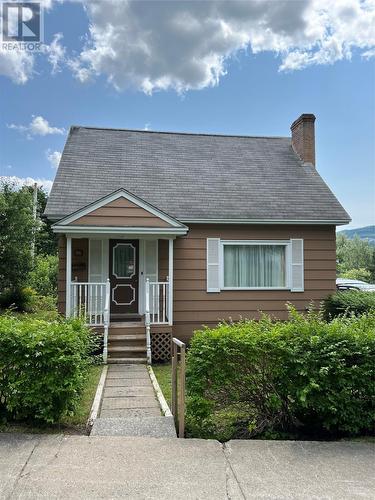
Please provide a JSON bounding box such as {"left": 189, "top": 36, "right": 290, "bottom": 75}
{"left": 1, "top": 0, "right": 374, "bottom": 229}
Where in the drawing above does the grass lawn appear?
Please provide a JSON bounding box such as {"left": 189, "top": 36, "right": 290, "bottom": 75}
{"left": 152, "top": 362, "right": 172, "bottom": 407}
{"left": 61, "top": 364, "right": 102, "bottom": 430}
{"left": 0, "top": 364, "right": 102, "bottom": 435}
{"left": 152, "top": 361, "right": 184, "bottom": 411}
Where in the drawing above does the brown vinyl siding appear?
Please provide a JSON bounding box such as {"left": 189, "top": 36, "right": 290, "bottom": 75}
{"left": 158, "top": 239, "right": 169, "bottom": 281}
{"left": 57, "top": 237, "right": 88, "bottom": 315}
{"left": 70, "top": 197, "right": 171, "bottom": 227}
{"left": 57, "top": 236, "right": 66, "bottom": 315}
{"left": 57, "top": 224, "right": 337, "bottom": 344}
{"left": 172, "top": 224, "right": 336, "bottom": 343}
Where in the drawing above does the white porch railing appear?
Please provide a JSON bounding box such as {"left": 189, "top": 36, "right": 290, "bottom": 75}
{"left": 145, "top": 279, "right": 171, "bottom": 364}
{"left": 70, "top": 280, "right": 110, "bottom": 363}
{"left": 70, "top": 279, "right": 170, "bottom": 365}
{"left": 69, "top": 280, "right": 170, "bottom": 326}
{"left": 149, "top": 281, "right": 170, "bottom": 324}
{"left": 70, "top": 282, "right": 107, "bottom": 325}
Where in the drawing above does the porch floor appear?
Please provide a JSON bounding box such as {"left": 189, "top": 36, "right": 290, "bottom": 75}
{"left": 91, "top": 364, "right": 176, "bottom": 437}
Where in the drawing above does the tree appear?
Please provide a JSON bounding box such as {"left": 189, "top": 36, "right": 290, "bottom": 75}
{"left": 28, "top": 254, "right": 58, "bottom": 296}
{"left": 340, "top": 268, "right": 372, "bottom": 282}
{"left": 337, "top": 234, "right": 375, "bottom": 282}
{"left": 0, "top": 182, "right": 36, "bottom": 291}
{"left": 24, "top": 185, "right": 57, "bottom": 256}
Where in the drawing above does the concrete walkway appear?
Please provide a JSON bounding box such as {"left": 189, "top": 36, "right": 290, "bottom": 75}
{"left": 1, "top": 434, "right": 374, "bottom": 499}
{"left": 91, "top": 364, "right": 176, "bottom": 437}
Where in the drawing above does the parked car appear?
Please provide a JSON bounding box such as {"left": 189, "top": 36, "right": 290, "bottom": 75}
{"left": 336, "top": 278, "right": 375, "bottom": 292}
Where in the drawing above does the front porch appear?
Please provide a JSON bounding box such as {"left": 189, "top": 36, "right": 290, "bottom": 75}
{"left": 61, "top": 236, "right": 175, "bottom": 364}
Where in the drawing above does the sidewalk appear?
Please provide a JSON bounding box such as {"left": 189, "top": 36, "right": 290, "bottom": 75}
{"left": 1, "top": 433, "right": 374, "bottom": 499}
{"left": 91, "top": 364, "right": 176, "bottom": 437}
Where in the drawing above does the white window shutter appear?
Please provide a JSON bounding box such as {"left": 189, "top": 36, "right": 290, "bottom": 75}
{"left": 207, "top": 238, "right": 220, "bottom": 292}
{"left": 291, "top": 239, "right": 304, "bottom": 292}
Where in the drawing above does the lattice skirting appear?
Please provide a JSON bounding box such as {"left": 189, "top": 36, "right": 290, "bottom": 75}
{"left": 151, "top": 331, "right": 172, "bottom": 362}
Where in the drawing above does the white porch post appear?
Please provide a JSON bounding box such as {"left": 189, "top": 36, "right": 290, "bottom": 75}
{"left": 168, "top": 238, "right": 173, "bottom": 326}
{"left": 66, "top": 236, "right": 72, "bottom": 318}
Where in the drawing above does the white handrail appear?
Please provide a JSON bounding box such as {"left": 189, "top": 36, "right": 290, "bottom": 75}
{"left": 103, "top": 279, "right": 110, "bottom": 364}
{"left": 145, "top": 278, "right": 152, "bottom": 364}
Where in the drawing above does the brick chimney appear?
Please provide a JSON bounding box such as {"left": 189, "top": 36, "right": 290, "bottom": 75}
{"left": 291, "top": 113, "right": 316, "bottom": 166}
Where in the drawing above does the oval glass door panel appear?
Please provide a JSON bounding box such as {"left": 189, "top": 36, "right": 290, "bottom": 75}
{"left": 113, "top": 243, "right": 136, "bottom": 278}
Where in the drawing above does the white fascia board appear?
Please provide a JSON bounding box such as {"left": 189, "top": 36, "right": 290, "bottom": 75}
{"left": 180, "top": 218, "right": 350, "bottom": 225}
{"left": 52, "top": 225, "right": 188, "bottom": 236}
{"left": 53, "top": 189, "right": 187, "bottom": 229}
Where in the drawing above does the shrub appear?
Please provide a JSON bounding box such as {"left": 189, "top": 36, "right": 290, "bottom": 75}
{"left": 323, "top": 290, "right": 375, "bottom": 319}
{"left": 0, "top": 315, "right": 97, "bottom": 423}
{"left": 0, "top": 287, "right": 37, "bottom": 312}
{"left": 186, "top": 309, "right": 375, "bottom": 441}
{"left": 340, "top": 268, "right": 372, "bottom": 282}
{"left": 28, "top": 254, "right": 58, "bottom": 298}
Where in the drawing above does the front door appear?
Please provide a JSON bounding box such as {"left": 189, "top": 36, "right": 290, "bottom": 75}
{"left": 109, "top": 239, "right": 139, "bottom": 318}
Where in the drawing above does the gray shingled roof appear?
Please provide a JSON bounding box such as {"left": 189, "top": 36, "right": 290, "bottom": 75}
{"left": 45, "top": 126, "right": 350, "bottom": 223}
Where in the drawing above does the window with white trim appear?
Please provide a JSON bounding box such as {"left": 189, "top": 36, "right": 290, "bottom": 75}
{"left": 206, "top": 238, "right": 304, "bottom": 292}
{"left": 221, "top": 241, "right": 289, "bottom": 290}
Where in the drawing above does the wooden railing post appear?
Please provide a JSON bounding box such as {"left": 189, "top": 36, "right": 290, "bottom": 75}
{"left": 171, "top": 342, "right": 178, "bottom": 423}
{"left": 171, "top": 338, "right": 186, "bottom": 438}
{"left": 178, "top": 342, "right": 186, "bottom": 438}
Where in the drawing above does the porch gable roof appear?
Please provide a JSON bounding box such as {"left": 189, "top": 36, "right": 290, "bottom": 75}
{"left": 52, "top": 188, "right": 188, "bottom": 235}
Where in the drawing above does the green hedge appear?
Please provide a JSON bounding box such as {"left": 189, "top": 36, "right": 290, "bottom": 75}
{"left": 186, "top": 309, "right": 375, "bottom": 441}
{"left": 0, "top": 315, "right": 96, "bottom": 423}
{"left": 0, "top": 287, "right": 37, "bottom": 312}
{"left": 323, "top": 290, "right": 375, "bottom": 319}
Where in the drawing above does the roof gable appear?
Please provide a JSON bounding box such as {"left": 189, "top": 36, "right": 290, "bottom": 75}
{"left": 54, "top": 189, "right": 187, "bottom": 229}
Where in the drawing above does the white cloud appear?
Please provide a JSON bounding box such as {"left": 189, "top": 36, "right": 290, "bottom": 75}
{"left": 0, "top": 0, "right": 374, "bottom": 91}
{"left": 46, "top": 149, "right": 62, "bottom": 169}
{"left": 143, "top": 123, "right": 150, "bottom": 131}
{"left": 0, "top": 49, "right": 34, "bottom": 84}
{"left": 44, "top": 33, "right": 66, "bottom": 74}
{"left": 70, "top": 0, "right": 375, "bottom": 93}
{"left": 8, "top": 115, "right": 65, "bottom": 138}
{"left": 0, "top": 175, "right": 53, "bottom": 193}
{"left": 0, "top": 1, "right": 56, "bottom": 84}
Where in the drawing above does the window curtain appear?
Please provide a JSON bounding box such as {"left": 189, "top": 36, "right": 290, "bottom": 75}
{"left": 114, "top": 244, "right": 135, "bottom": 278}
{"left": 224, "top": 245, "right": 286, "bottom": 287}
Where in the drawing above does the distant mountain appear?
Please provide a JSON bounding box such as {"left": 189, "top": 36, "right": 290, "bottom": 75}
{"left": 339, "top": 225, "right": 375, "bottom": 245}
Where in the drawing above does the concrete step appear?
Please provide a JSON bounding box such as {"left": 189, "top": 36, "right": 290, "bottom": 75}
{"left": 91, "top": 416, "right": 177, "bottom": 438}
{"left": 109, "top": 340, "right": 146, "bottom": 349}
{"left": 109, "top": 328, "right": 146, "bottom": 336}
{"left": 107, "top": 358, "right": 147, "bottom": 364}
{"left": 110, "top": 322, "right": 144, "bottom": 328}
{"left": 109, "top": 353, "right": 147, "bottom": 360}
{"left": 109, "top": 334, "right": 146, "bottom": 341}
{"left": 109, "top": 346, "right": 146, "bottom": 353}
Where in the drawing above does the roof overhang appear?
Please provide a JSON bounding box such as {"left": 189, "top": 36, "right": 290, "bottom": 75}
{"left": 52, "top": 225, "right": 188, "bottom": 236}
{"left": 180, "top": 218, "right": 351, "bottom": 226}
